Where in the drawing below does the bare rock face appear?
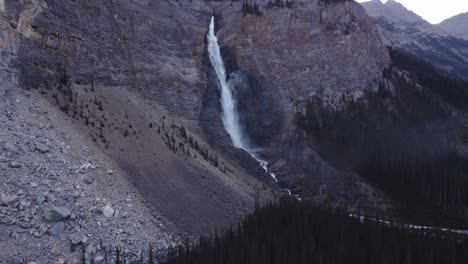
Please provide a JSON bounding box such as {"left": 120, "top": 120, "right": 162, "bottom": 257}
{"left": 6, "top": 0, "right": 212, "bottom": 120}
{"left": 361, "top": 0, "right": 468, "bottom": 79}
{"left": 1, "top": 0, "right": 273, "bottom": 246}
{"left": 438, "top": 12, "right": 468, "bottom": 41}
{"left": 206, "top": 0, "right": 391, "bottom": 205}
{"left": 0, "top": 0, "right": 396, "bottom": 249}
{"left": 214, "top": 0, "right": 389, "bottom": 141}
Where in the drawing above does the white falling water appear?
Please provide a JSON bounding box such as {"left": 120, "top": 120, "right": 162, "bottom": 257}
{"left": 207, "top": 16, "right": 279, "bottom": 180}
{"left": 207, "top": 17, "right": 245, "bottom": 149}
{"left": 207, "top": 17, "right": 299, "bottom": 199}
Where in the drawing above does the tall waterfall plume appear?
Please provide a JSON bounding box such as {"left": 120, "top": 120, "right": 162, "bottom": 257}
{"left": 206, "top": 17, "right": 278, "bottom": 179}
{"left": 207, "top": 16, "right": 247, "bottom": 149}
{"left": 207, "top": 16, "right": 300, "bottom": 199}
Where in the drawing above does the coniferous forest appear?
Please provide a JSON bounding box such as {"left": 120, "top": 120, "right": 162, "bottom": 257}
{"left": 295, "top": 48, "right": 468, "bottom": 228}
{"left": 80, "top": 198, "right": 468, "bottom": 264}
{"left": 242, "top": 0, "right": 262, "bottom": 16}
{"left": 388, "top": 48, "right": 468, "bottom": 111}
{"left": 164, "top": 198, "right": 468, "bottom": 264}
{"left": 75, "top": 48, "right": 468, "bottom": 264}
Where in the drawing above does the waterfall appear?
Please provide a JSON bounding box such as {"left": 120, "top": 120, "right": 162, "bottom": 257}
{"left": 207, "top": 16, "right": 275, "bottom": 177}
{"left": 207, "top": 17, "right": 246, "bottom": 149}
{"left": 207, "top": 17, "right": 299, "bottom": 199}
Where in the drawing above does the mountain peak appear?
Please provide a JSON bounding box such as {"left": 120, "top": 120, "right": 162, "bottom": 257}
{"left": 361, "top": 0, "right": 468, "bottom": 79}
{"left": 384, "top": 0, "right": 412, "bottom": 11}
{"left": 361, "top": 0, "right": 439, "bottom": 31}
{"left": 438, "top": 12, "right": 468, "bottom": 40}
{"left": 385, "top": 0, "right": 400, "bottom": 6}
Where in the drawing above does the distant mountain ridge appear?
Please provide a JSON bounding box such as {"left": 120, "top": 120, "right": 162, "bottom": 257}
{"left": 361, "top": 0, "right": 468, "bottom": 79}
{"left": 438, "top": 12, "right": 468, "bottom": 41}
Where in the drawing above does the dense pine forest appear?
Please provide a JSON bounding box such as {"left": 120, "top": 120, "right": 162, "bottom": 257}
{"left": 242, "top": 0, "right": 262, "bottom": 16}
{"left": 164, "top": 198, "right": 468, "bottom": 264}
{"left": 388, "top": 48, "right": 468, "bottom": 112}
{"left": 87, "top": 198, "right": 468, "bottom": 264}
{"left": 296, "top": 48, "right": 468, "bottom": 228}
{"left": 74, "top": 48, "right": 468, "bottom": 264}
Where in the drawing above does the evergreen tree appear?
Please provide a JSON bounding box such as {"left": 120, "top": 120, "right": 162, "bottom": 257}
{"left": 165, "top": 197, "right": 468, "bottom": 264}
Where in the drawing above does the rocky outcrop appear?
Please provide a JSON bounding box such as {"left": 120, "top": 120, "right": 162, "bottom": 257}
{"left": 438, "top": 12, "right": 468, "bottom": 41}
{"left": 361, "top": 0, "right": 468, "bottom": 79}
{"left": 1, "top": 1, "right": 400, "bottom": 262}
{"left": 0, "top": 84, "right": 174, "bottom": 263}
{"left": 202, "top": 0, "right": 393, "bottom": 207}
{"left": 6, "top": 0, "right": 213, "bottom": 120}
{"left": 0, "top": 1, "right": 275, "bottom": 260}
{"left": 214, "top": 0, "right": 388, "bottom": 140}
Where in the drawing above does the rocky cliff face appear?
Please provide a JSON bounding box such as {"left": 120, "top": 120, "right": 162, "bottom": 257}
{"left": 6, "top": 0, "right": 212, "bottom": 120}
{"left": 1, "top": 0, "right": 400, "bottom": 261}
{"left": 438, "top": 12, "right": 468, "bottom": 41}
{"left": 215, "top": 0, "right": 389, "bottom": 134}
{"left": 205, "top": 0, "right": 392, "bottom": 205}
{"left": 1, "top": 1, "right": 277, "bottom": 262}
{"left": 361, "top": 0, "right": 468, "bottom": 79}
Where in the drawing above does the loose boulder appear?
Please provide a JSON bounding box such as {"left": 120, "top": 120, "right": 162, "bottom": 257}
{"left": 45, "top": 207, "right": 71, "bottom": 222}
{"left": 48, "top": 222, "right": 66, "bottom": 236}
{"left": 102, "top": 205, "right": 115, "bottom": 218}
{"left": 0, "top": 228, "right": 10, "bottom": 241}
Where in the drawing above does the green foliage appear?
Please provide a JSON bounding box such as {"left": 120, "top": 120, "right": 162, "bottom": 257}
{"left": 389, "top": 47, "right": 468, "bottom": 112}
{"left": 179, "top": 125, "right": 187, "bottom": 139}
{"left": 165, "top": 198, "right": 468, "bottom": 264}
{"left": 81, "top": 245, "right": 86, "bottom": 264}
{"left": 295, "top": 49, "right": 468, "bottom": 228}
{"left": 267, "top": 0, "right": 294, "bottom": 8}
{"left": 149, "top": 245, "right": 155, "bottom": 264}
{"left": 242, "top": 0, "right": 262, "bottom": 16}
{"left": 359, "top": 151, "right": 468, "bottom": 227}
{"left": 115, "top": 247, "right": 121, "bottom": 264}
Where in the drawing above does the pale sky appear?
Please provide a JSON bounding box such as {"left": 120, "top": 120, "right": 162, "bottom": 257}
{"left": 357, "top": 0, "right": 468, "bottom": 24}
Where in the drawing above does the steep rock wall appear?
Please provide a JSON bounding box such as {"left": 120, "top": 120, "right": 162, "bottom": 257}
{"left": 361, "top": 0, "right": 468, "bottom": 80}
{"left": 8, "top": 0, "right": 212, "bottom": 120}
{"left": 1, "top": 0, "right": 395, "bottom": 225}
{"left": 1, "top": 0, "right": 276, "bottom": 238}
{"left": 207, "top": 0, "right": 391, "bottom": 205}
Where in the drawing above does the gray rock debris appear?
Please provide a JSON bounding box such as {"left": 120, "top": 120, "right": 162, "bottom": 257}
{"left": 83, "top": 175, "right": 95, "bottom": 184}
{"left": 36, "top": 194, "right": 46, "bottom": 205}
{"left": 15, "top": 233, "right": 28, "bottom": 242}
{"left": 3, "top": 141, "right": 19, "bottom": 153}
{"left": 33, "top": 224, "right": 48, "bottom": 238}
{"left": 69, "top": 232, "right": 84, "bottom": 245}
{"left": 50, "top": 243, "right": 62, "bottom": 257}
{"left": 48, "top": 222, "right": 66, "bottom": 236}
{"left": 9, "top": 161, "right": 22, "bottom": 168}
{"left": 45, "top": 207, "right": 71, "bottom": 222}
{"left": 85, "top": 243, "right": 97, "bottom": 255}
{"left": 19, "top": 223, "right": 32, "bottom": 229}
{"left": 94, "top": 255, "right": 105, "bottom": 263}
{"left": 0, "top": 228, "right": 10, "bottom": 241}
{"left": 35, "top": 142, "right": 50, "bottom": 153}
{"left": 1, "top": 194, "right": 19, "bottom": 206}
{"left": 102, "top": 205, "right": 115, "bottom": 218}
